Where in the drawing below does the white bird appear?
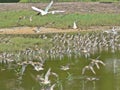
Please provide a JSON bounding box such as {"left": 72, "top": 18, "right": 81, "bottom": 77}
{"left": 32, "top": 1, "right": 64, "bottom": 16}
{"left": 48, "top": 10, "right": 65, "bottom": 14}
{"left": 60, "top": 64, "right": 70, "bottom": 71}
{"left": 32, "top": 0, "right": 53, "bottom": 16}
{"left": 33, "top": 27, "right": 41, "bottom": 33}
{"left": 50, "top": 84, "right": 56, "bottom": 90}
{"left": 73, "top": 21, "right": 77, "bottom": 29}
{"left": 41, "top": 68, "right": 51, "bottom": 85}
{"left": 111, "top": 27, "right": 117, "bottom": 35}
{"left": 51, "top": 72, "right": 58, "bottom": 77}
{"left": 86, "top": 77, "right": 99, "bottom": 81}
{"left": 90, "top": 59, "right": 105, "bottom": 69}
{"left": 82, "top": 65, "right": 96, "bottom": 75}
{"left": 104, "top": 27, "right": 117, "bottom": 34}
{"left": 34, "top": 65, "right": 44, "bottom": 71}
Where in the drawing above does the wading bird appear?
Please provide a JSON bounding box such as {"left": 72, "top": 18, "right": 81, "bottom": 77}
{"left": 73, "top": 21, "right": 77, "bottom": 29}
{"left": 33, "top": 27, "right": 41, "bottom": 33}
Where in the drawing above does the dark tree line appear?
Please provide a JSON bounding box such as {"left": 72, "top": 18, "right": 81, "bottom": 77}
{"left": 0, "top": 0, "right": 20, "bottom": 3}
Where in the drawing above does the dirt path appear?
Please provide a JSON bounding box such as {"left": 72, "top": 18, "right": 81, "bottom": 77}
{"left": 0, "top": 27, "right": 79, "bottom": 34}
{"left": 0, "top": 26, "right": 115, "bottom": 34}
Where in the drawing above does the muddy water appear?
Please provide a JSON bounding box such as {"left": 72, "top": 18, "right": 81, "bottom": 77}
{"left": 0, "top": 51, "right": 120, "bottom": 90}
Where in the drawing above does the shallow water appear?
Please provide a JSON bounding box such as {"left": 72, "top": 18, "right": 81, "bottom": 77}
{"left": 0, "top": 51, "right": 120, "bottom": 90}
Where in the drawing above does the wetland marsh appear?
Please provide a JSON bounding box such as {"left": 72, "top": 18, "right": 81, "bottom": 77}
{"left": 0, "top": 30, "right": 120, "bottom": 90}
{"left": 1, "top": 1, "right": 120, "bottom": 90}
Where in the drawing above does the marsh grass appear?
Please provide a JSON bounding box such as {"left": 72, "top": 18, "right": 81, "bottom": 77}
{"left": 0, "top": 10, "right": 120, "bottom": 29}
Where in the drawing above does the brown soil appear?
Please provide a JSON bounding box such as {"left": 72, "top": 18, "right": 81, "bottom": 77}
{"left": 0, "top": 2, "right": 120, "bottom": 34}
{"left": 0, "top": 26, "right": 114, "bottom": 34}
{"left": 0, "top": 2, "right": 120, "bottom": 13}
{"left": 0, "top": 27, "right": 79, "bottom": 34}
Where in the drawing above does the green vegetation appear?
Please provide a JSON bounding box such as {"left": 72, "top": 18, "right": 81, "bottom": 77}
{"left": 0, "top": 35, "right": 51, "bottom": 52}
{"left": 0, "top": 10, "right": 120, "bottom": 29}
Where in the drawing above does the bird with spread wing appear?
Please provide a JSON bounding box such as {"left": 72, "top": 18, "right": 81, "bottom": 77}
{"left": 32, "top": 0, "right": 65, "bottom": 16}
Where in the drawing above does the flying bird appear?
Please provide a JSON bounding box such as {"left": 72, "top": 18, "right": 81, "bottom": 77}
{"left": 90, "top": 56, "right": 105, "bottom": 69}
{"left": 31, "top": 0, "right": 65, "bottom": 16}
{"left": 82, "top": 65, "right": 96, "bottom": 75}
{"left": 40, "top": 68, "right": 51, "bottom": 85}
{"left": 60, "top": 64, "right": 70, "bottom": 71}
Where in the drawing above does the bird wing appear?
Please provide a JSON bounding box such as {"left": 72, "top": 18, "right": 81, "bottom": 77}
{"left": 45, "top": 0, "right": 53, "bottom": 12}
{"left": 96, "top": 55, "right": 100, "bottom": 59}
{"left": 48, "top": 10, "right": 65, "bottom": 14}
{"left": 95, "top": 63, "right": 100, "bottom": 69}
{"left": 50, "top": 84, "right": 56, "bottom": 90}
{"left": 82, "top": 66, "right": 87, "bottom": 75}
{"left": 98, "top": 60, "right": 106, "bottom": 66}
{"left": 51, "top": 10, "right": 65, "bottom": 13}
{"left": 45, "top": 68, "right": 51, "bottom": 81}
{"left": 32, "top": 6, "right": 45, "bottom": 13}
{"left": 90, "top": 66, "right": 96, "bottom": 74}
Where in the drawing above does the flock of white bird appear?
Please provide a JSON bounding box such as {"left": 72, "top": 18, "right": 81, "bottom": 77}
{"left": 1, "top": 28, "right": 120, "bottom": 89}
{"left": 1, "top": 1, "right": 120, "bottom": 89}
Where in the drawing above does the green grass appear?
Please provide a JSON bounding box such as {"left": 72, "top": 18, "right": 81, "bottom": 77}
{"left": 0, "top": 10, "right": 120, "bottom": 29}
{"left": 0, "top": 35, "right": 51, "bottom": 52}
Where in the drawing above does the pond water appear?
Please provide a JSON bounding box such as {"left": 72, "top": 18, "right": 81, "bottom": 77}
{"left": 0, "top": 30, "right": 120, "bottom": 90}
{"left": 0, "top": 51, "right": 120, "bottom": 90}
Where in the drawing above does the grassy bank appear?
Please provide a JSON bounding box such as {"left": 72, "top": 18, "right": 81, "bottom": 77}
{"left": 0, "top": 10, "right": 120, "bottom": 29}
